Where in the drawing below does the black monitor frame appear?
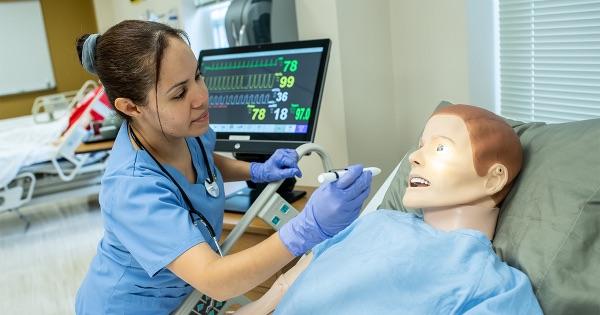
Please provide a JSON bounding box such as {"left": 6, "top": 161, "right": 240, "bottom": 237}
{"left": 198, "top": 38, "right": 331, "bottom": 154}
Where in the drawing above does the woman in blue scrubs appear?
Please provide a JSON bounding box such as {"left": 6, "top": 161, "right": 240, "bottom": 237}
{"left": 74, "top": 20, "right": 372, "bottom": 314}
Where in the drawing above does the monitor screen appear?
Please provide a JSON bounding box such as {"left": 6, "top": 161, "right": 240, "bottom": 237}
{"left": 199, "top": 39, "right": 330, "bottom": 154}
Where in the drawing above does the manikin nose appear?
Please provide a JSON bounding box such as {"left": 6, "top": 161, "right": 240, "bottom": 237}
{"left": 409, "top": 150, "right": 422, "bottom": 166}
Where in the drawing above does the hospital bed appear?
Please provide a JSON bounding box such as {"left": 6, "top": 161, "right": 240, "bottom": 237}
{"left": 0, "top": 81, "right": 112, "bottom": 229}
{"left": 179, "top": 101, "right": 600, "bottom": 314}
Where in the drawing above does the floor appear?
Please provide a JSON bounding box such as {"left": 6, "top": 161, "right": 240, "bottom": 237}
{"left": 0, "top": 196, "right": 283, "bottom": 314}
{"left": 0, "top": 197, "right": 103, "bottom": 315}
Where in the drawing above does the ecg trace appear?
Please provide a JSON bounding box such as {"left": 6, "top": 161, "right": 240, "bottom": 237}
{"left": 205, "top": 74, "right": 276, "bottom": 91}
{"left": 209, "top": 93, "right": 272, "bottom": 106}
{"left": 203, "top": 58, "right": 281, "bottom": 72}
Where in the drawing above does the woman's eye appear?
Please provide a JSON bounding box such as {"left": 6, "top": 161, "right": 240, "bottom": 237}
{"left": 174, "top": 88, "right": 186, "bottom": 100}
{"left": 436, "top": 144, "right": 446, "bottom": 152}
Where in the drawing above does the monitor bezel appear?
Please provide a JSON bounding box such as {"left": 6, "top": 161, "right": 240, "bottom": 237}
{"left": 198, "top": 38, "right": 331, "bottom": 154}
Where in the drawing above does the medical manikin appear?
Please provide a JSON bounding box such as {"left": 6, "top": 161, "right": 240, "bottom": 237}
{"left": 236, "top": 104, "right": 543, "bottom": 314}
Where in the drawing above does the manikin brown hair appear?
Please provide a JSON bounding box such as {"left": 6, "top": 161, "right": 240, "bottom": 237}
{"left": 431, "top": 104, "right": 523, "bottom": 204}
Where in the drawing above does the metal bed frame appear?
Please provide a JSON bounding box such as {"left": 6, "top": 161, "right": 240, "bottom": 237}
{"left": 0, "top": 81, "right": 110, "bottom": 229}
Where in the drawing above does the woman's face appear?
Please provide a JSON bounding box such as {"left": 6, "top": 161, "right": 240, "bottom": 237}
{"left": 402, "top": 114, "right": 489, "bottom": 209}
{"left": 140, "top": 37, "right": 209, "bottom": 138}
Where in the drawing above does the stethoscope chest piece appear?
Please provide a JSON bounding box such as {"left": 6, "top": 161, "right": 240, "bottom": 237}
{"left": 204, "top": 179, "right": 220, "bottom": 198}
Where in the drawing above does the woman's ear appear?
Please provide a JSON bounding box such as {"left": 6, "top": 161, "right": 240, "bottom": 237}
{"left": 114, "top": 97, "right": 140, "bottom": 119}
{"left": 484, "top": 163, "right": 508, "bottom": 196}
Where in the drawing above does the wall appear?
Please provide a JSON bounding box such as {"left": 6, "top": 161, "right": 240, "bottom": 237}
{"left": 93, "top": 0, "right": 182, "bottom": 33}
{"left": 389, "top": 0, "right": 471, "bottom": 153}
{"left": 0, "top": 0, "right": 97, "bottom": 119}
{"left": 294, "top": 0, "right": 350, "bottom": 186}
{"left": 92, "top": 0, "right": 114, "bottom": 33}
{"left": 335, "top": 0, "right": 401, "bottom": 191}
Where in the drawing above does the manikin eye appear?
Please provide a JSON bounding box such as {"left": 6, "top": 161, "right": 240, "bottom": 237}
{"left": 436, "top": 144, "right": 446, "bottom": 152}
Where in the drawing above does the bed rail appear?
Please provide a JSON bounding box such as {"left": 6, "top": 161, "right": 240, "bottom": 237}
{"left": 31, "top": 80, "right": 98, "bottom": 123}
{"left": 48, "top": 85, "right": 106, "bottom": 181}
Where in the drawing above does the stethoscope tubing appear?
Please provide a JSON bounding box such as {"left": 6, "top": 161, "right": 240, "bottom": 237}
{"left": 127, "top": 125, "right": 223, "bottom": 256}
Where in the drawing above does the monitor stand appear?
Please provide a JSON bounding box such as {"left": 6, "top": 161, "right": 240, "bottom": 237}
{"left": 224, "top": 153, "right": 307, "bottom": 213}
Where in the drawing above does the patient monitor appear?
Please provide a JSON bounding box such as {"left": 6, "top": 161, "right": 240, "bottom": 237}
{"left": 198, "top": 39, "right": 331, "bottom": 212}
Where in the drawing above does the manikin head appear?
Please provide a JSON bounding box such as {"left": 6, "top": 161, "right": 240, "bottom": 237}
{"left": 403, "top": 105, "right": 523, "bottom": 211}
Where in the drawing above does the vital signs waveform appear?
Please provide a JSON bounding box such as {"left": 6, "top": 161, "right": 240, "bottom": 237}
{"left": 203, "top": 58, "right": 281, "bottom": 72}
{"left": 205, "top": 74, "right": 276, "bottom": 91}
{"left": 209, "top": 93, "right": 272, "bottom": 106}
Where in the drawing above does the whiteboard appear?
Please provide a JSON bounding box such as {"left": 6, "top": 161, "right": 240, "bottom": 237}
{"left": 0, "top": 0, "right": 56, "bottom": 96}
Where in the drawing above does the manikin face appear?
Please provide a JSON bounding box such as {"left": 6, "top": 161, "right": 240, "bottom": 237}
{"left": 139, "top": 37, "right": 210, "bottom": 138}
{"left": 403, "top": 114, "right": 490, "bottom": 209}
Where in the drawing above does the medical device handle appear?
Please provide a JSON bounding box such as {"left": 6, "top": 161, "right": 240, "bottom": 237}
{"left": 295, "top": 143, "right": 334, "bottom": 173}
{"left": 220, "top": 143, "right": 334, "bottom": 255}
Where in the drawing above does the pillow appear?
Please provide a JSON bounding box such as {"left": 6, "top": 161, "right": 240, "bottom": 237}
{"left": 378, "top": 102, "right": 600, "bottom": 314}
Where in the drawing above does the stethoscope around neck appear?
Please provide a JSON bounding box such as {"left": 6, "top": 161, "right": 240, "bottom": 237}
{"left": 128, "top": 124, "right": 223, "bottom": 256}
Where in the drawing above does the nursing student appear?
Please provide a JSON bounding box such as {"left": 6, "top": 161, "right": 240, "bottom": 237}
{"left": 75, "top": 20, "right": 372, "bottom": 314}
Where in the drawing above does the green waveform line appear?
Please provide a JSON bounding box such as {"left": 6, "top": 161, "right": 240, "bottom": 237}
{"left": 206, "top": 74, "right": 276, "bottom": 91}
{"left": 209, "top": 93, "right": 272, "bottom": 105}
{"left": 204, "top": 58, "right": 280, "bottom": 71}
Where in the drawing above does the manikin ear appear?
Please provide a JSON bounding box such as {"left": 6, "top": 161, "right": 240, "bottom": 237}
{"left": 114, "top": 97, "right": 141, "bottom": 119}
{"left": 483, "top": 163, "right": 508, "bottom": 196}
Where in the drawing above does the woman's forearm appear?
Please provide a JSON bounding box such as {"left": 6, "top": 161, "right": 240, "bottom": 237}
{"left": 206, "top": 233, "right": 295, "bottom": 300}
{"left": 213, "top": 153, "right": 251, "bottom": 182}
{"left": 169, "top": 233, "right": 294, "bottom": 301}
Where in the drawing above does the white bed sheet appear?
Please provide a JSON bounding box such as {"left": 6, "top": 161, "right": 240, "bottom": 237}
{"left": 0, "top": 114, "right": 68, "bottom": 187}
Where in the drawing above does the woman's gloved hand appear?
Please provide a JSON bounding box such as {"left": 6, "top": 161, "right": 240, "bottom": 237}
{"left": 250, "top": 149, "right": 302, "bottom": 183}
{"left": 279, "top": 164, "right": 372, "bottom": 256}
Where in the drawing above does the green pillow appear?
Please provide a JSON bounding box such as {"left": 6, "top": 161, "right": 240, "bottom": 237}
{"left": 378, "top": 102, "right": 600, "bottom": 314}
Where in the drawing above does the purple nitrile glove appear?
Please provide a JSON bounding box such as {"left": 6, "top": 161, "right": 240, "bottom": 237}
{"left": 250, "top": 149, "right": 302, "bottom": 183}
{"left": 279, "top": 164, "right": 372, "bottom": 256}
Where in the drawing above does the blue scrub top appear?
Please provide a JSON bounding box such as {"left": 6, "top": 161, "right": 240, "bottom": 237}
{"left": 276, "top": 210, "right": 543, "bottom": 314}
{"left": 76, "top": 123, "right": 225, "bottom": 315}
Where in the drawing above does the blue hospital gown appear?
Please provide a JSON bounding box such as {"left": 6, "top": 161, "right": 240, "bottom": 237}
{"left": 275, "top": 210, "right": 543, "bottom": 314}
{"left": 75, "top": 123, "right": 225, "bottom": 314}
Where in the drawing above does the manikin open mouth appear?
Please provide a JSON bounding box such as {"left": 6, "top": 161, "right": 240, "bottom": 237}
{"left": 409, "top": 176, "right": 430, "bottom": 187}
